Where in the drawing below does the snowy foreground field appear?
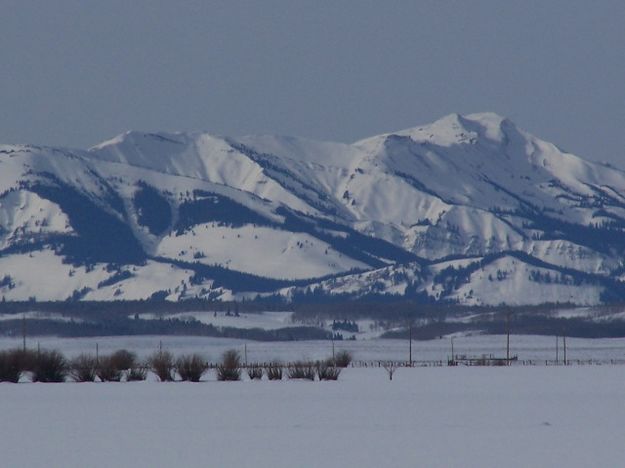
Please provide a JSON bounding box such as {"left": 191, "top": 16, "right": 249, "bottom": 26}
{"left": 1, "top": 366, "right": 624, "bottom": 468}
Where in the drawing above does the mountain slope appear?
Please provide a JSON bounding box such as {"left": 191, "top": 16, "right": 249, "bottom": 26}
{"left": 1, "top": 113, "right": 625, "bottom": 304}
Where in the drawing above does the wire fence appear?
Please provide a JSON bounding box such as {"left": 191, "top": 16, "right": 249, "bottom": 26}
{"left": 349, "top": 358, "right": 625, "bottom": 368}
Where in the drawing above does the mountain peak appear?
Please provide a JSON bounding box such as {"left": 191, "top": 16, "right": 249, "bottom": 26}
{"left": 462, "top": 112, "right": 513, "bottom": 141}
{"left": 406, "top": 111, "right": 513, "bottom": 145}
{"left": 354, "top": 112, "right": 514, "bottom": 149}
{"left": 90, "top": 130, "right": 188, "bottom": 152}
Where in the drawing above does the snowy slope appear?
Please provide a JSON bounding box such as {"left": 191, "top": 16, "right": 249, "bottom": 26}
{"left": 156, "top": 223, "right": 368, "bottom": 280}
{"left": 0, "top": 190, "right": 72, "bottom": 249}
{"left": 0, "top": 249, "right": 223, "bottom": 302}
{"left": 2, "top": 113, "right": 625, "bottom": 304}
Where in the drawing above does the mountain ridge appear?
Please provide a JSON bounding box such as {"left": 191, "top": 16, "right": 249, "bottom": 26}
{"left": 1, "top": 113, "right": 625, "bottom": 305}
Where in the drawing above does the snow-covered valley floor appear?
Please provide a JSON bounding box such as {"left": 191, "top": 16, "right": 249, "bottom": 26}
{"left": 2, "top": 333, "right": 625, "bottom": 363}
{"left": 1, "top": 366, "right": 624, "bottom": 468}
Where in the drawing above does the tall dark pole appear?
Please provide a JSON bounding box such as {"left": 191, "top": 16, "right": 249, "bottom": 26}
{"left": 563, "top": 334, "right": 567, "bottom": 365}
{"left": 408, "top": 322, "right": 412, "bottom": 367}
{"left": 22, "top": 314, "right": 26, "bottom": 352}
{"left": 451, "top": 337, "right": 454, "bottom": 364}
{"left": 555, "top": 335, "right": 559, "bottom": 363}
{"left": 506, "top": 312, "right": 510, "bottom": 364}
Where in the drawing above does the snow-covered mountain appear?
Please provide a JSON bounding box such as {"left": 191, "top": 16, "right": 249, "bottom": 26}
{"left": 2, "top": 112, "right": 625, "bottom": 305}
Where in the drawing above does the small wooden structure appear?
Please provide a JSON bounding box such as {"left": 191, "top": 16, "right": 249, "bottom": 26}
{"left": 448, "top": 354, "right": 518, "bottom": 366}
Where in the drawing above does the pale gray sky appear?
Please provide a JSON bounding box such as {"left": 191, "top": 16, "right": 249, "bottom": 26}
{"left": 1, "top": 0, "right": 624, "bottom": 165}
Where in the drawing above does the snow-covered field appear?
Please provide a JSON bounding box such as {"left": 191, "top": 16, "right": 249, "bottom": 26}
{"left": 2, "top": 334, "right": 625, "bottom": 363}
{"left": 134, "top": 310, "right": 300, "bottom": 331}
{"left": 1, "top": 366, "right": 624, "bottom": 468}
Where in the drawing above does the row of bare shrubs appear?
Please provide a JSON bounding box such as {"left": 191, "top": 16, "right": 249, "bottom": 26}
{"left": 71, "top": 349, "right": 147, "bottom": 382}
{"left": 285, "top": 360, "right": 342, "bottom": 381}
{"left": 0, "top": 349, "right": 70, "bottom": 383}
{"left": 148, "top": 351, "right": 210, "bottom": 382}
{"left": 0, "top": 347, "right": 352, "bottom": 383}
{"left": 0, "top": 348, "right": 150, "bottom": 383}
{"left": 130, "top": 349, "right": 351, "bottom": 382}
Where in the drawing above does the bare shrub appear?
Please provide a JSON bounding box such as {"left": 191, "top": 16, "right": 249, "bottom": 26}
{"left": 287, "top": 361, "right": 315, "bottom": 381}
{"left": 0, "top": 349, "right": 22, "bottom": 383}
{"left": 13, "top": 349, "right": 38, "bottom": 373}
{"left": 96, "top": 355, "right": 123, "bottom": 382}
{"left": 33, "top": 350, "right": 68, "bottom": 383}
{"left": 216, "top": 349, "right": 241, "bottom": 381}
{"left": 317, "top": 361, "right": 341, "bottom": 381}
{"left": 176, "top": 354, "right": 208, "bottom": 382}
{"left": 383, "top": 362, "right": 398, "bottom": 381}
{"left": 70, "top": 353, "right": 98, "bottom": 382}
{"left": 109, "top": 349, "right": 137, "bottom": 371}
{"left": 265, "top": 362, "right": 283, "bottom": 380}
{"left": 247, "top": 364, "right": 263, "bottom": 380}
{"left": 126, "top": 364, "right": 148, "bottom": 381}
{"left": 334, "top": 350, "right": 353, "bottom": 368}
{"left": 149, "top": 351, "right": 175, "bottom": 382}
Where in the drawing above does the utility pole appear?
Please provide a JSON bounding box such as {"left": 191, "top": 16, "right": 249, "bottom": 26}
{"left": 22, "top": 314, "right": 26, "bottom": 352}
{"left": 408, "top": 322, "right": 413, "bottom": 367}
{"left": 451, "top": 337, "right": 454, "bottom": 363}
{"left": 244, "top": 343, "right": 248, "bottom": 368}
{"left": 506, "top": 312, "right": 510, "bottom": 364}
{"left": 563, "top": 334, "right": 567, "bottom": 365}
{"left": 555, "top": 335, "right": 559, "bottom": 364}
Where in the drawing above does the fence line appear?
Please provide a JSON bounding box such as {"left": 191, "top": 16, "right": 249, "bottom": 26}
{"left": 348, "top": 358, "right": 625, "bottom": 368}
